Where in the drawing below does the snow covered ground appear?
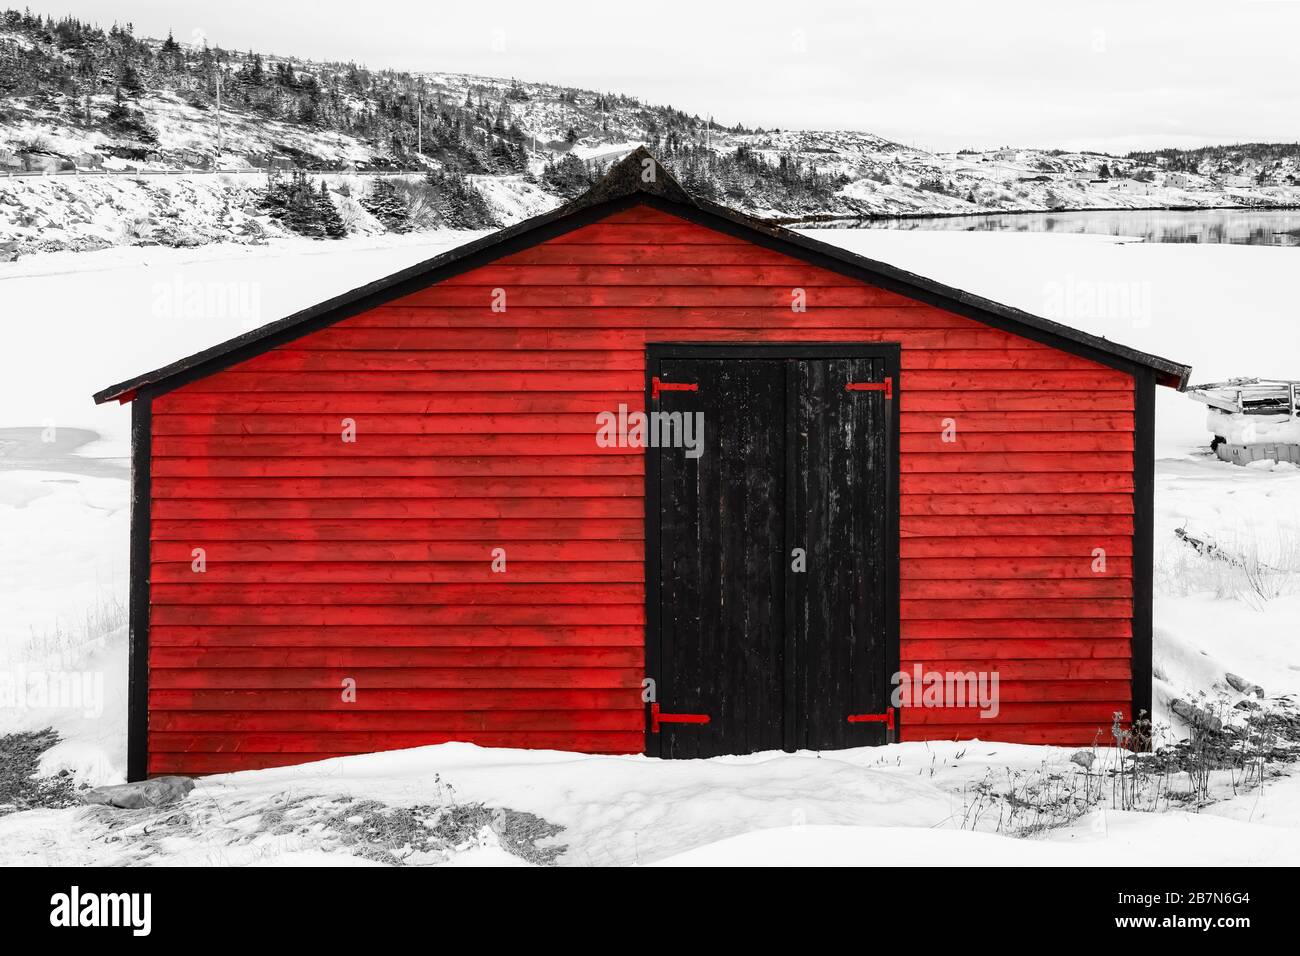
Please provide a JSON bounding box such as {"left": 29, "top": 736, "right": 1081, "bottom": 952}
{"left": 1, "top": 227, "right": 1297, "bottom": 865}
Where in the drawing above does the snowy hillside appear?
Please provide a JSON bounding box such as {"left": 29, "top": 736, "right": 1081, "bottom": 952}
{"left": 2, "top": 9, "right": 1299, "bottom": 257}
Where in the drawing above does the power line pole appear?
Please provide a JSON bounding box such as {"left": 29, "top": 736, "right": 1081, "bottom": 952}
{"left": 215, "top": 69, "right": 223, "bottom": 156}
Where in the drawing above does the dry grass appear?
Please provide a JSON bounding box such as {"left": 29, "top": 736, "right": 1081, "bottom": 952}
{"left": 13, "top": 591, "right": 125, "bottom": 665}
{"left": 1158, "top": 525, "right": 1300, "bottom": 608}
{"left": 960, "top": 700, "right": 1300, "bottom": 836}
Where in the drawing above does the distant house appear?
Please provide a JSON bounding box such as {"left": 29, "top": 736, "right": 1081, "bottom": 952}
{"left": 1166, "top": 172, "right": 1196, "bottom": 189}
{"left": 992, "top": 148, "right": 1019, "bottom": 162}
{"left": 1112, "top": 179, "right": 1153, "bottom": 196}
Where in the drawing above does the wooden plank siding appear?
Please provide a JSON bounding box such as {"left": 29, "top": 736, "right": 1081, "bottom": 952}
{"left": 146, "top": 203, "right": 1135, "bottom": 774}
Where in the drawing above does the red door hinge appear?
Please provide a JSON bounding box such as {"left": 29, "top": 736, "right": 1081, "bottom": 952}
{"left": 650, "top": 702, "right": 711, "bottom": 733}
{"left": 845, "top": 376, "right": 893, "bottom": 400}
{"left": 847, "top": 707, "right": 895, "bottom": 730}
{"left": 651, "top": 376, "right": 699, "bottom": 400}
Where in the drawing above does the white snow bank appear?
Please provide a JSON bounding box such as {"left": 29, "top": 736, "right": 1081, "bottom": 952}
{"left": 652, "top": 811, "right": 1300, "bottom": 866}
{"left": 4, "top": 735, "right": 1297, "bottom": 866}
{"left": 193, "top": 741, "right": 957, "bottom": 867}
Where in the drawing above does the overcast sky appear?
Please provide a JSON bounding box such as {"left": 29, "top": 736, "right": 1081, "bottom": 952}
{"left": 32, "top": 0, "right": 1300, "bottom": 153}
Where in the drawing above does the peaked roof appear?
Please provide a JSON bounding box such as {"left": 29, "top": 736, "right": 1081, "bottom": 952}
{"left": 93, "top": 146, "right": 1190, "bottom": 404}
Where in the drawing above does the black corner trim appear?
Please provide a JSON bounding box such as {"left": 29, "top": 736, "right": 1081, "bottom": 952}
{"left": 1131, "top": 369, "right": 1155, "bottom": 744}
{"left": 126, "top": 394, "right": 153, "bottom": 782}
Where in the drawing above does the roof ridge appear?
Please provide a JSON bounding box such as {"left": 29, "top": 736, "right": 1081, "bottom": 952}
{"left": 569, "top": 145, "right": 694, "bottom": 209}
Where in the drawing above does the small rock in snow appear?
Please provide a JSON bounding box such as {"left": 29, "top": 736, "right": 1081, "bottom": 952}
{"left": 1224, "top": 672, "right": 1265, "bottom": 698}
{"left": 79, "top": 776, "right": 195, "bottom": 810}
{"left": 1170, "top": 698, "right": 1224, "bottom": 734}
{"left": 1069, "top": 750, "right": 1095, "bottom": 769}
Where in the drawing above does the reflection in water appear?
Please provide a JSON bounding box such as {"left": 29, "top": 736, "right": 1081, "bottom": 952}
{"left": 816, "top": 209, "right": 1300, "bottom": 246}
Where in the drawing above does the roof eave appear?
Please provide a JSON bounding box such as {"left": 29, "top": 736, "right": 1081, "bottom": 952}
{"left": 92, "top": 146, "right": 1192, "bottom": 403}
{"left": 685, "top": 193, "right": 1192, "bottom": 390}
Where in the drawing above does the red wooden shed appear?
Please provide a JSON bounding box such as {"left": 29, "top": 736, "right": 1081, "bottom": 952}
{"left": 94, "top": 148, "right": 1191, "bottom": 779}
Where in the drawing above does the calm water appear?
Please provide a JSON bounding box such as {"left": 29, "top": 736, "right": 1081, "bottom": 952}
{"left": 817, "top": 208, "right": 1300, "bottom": 246}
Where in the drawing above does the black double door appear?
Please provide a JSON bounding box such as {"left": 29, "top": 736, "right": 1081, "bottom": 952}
{"left": 646, "top": 345, "right": 898, "bottom": 758}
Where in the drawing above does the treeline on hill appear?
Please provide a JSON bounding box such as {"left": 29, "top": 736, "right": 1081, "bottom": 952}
{"left": 663, "top": 143, "right": 852, "bottom": 213}
{"left": 0, "top": 8, "right": 739, "bottom": 173}
{"left": 0, "top": 9, "right": 863, "bottom": 231}
{"left": 1126, "top": 143, "right": 1300, "bottom": 174}
{"left": 263, "top": 171, "right": 500, "bottom": 240}
{"left": 0, "top": 8, "right": 529, "bottom": 173}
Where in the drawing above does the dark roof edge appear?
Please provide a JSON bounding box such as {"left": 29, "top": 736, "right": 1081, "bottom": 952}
{"left": 94, "top": 146, "right": 1190, "bottom": 404}
{"left": 684, "top": 193, "right": 1191, "bottom": 389}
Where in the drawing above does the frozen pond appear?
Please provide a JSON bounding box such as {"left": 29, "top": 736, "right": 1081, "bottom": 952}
{"left": 808, "top": 207, "right": 1300, "bottom": 246}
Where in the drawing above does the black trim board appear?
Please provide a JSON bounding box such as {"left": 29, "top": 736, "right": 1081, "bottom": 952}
{"left": 1131, "top": 369, "right": 1156, "bottom": 744}
{"left": 642, "top": 342, "right": 902, "bottom": 754}
{"left": 126, "top": 393, "right": 153, "bottom": 782}
{"left": 93, "top": 146, "right": 1190, "bottom": 405}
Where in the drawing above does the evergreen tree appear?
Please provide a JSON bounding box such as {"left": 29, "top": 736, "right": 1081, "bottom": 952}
{"left": 120, "top": 63, "right": 144, "bottom": 96}
{"left": 316, "top": 179, "right": 346, "bottom": 237}
{"left": 261, "top": 171, "right": 346, "bottom": 239}
{"left": 421, "top": 169, "right": 497, "bottom": 228}
{"left": 542, "top": 154, "right": 593, "bottom": 198}
{"left": 362, "top": 177, "right": 410, "bottom": 232}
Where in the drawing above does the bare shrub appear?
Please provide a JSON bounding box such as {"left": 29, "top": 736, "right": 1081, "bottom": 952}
{"left": 959, "top": 700, "right": 1300, "bottom": 836}
{"left": 1159, "top": 525, "right": 1300, "bottom": 607}
{"left": 17, "top": 591, "right": 126, "bottom": 663}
